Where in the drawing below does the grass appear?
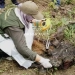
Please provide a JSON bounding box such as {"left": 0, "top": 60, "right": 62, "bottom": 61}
{"left": 64, "top": 24, "right": 75, "bottom": 45}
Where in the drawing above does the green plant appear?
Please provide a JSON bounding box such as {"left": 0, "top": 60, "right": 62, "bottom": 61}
{"left": 65, "top": 0, "right": 73, "bottom": 4}
{"left": 64, "top": 24, "right": 75, "bottom": 45}
{"left": 48, "top": 0, "right": 57, "bottom": 9}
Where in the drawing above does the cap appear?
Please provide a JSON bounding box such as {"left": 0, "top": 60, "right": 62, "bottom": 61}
{"left": 19, "top": 1, "right": 44, "bottom": 20}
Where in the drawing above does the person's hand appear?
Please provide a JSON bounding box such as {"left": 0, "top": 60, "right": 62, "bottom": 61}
{"left": 32, "top": 19, "right": 41, "bottom": 23}
{"left": 39, "top": 57, "right": 52, "bottom": 68}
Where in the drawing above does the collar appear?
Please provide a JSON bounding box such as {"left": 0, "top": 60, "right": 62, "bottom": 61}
{"left": 14, "top": 7, "right": 26, "bottom": 26}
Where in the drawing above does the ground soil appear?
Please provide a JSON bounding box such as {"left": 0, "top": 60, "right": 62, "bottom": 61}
{"left": 0, "top": 58, "right": 75, "bottom": 75}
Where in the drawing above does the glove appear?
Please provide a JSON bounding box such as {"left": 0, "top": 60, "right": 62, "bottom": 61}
{"left": 39, "top": 57, "right": 52, "bottom": 68}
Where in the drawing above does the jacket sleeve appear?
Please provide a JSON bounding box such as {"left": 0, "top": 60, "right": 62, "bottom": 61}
{"left": 4, "top": 26, "right": 37, "bottom": 61}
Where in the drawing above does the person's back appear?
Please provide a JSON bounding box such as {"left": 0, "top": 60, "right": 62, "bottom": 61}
{"left": 0, "top": 7, "right": 24, "bottom": 34}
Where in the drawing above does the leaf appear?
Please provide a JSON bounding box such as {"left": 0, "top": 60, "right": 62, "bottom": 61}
{"left": 0, "top": 70, "right": 4, "bottom": 73}
{"left": 54, "top": 67, "right": 58, "bottom": 71}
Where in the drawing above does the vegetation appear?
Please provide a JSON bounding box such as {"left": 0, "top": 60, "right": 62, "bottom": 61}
{"left": 41, "top": 0, "right": 75, "bottom": 45}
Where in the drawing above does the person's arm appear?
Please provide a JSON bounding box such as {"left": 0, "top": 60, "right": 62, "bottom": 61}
{"left": 4, "top": 26, "right": 52, "bottom": 68}
{"left": 4, "top": 26, "right": 37, "bottom": 61}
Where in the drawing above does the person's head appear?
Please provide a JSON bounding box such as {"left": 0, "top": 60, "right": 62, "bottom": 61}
{"left": 19, "top": 1, "right": 44, "bottom": 20}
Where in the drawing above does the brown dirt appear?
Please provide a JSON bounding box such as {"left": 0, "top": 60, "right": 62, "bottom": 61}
{"left": 0, "top": 59, "right": 75, "bottom": 75}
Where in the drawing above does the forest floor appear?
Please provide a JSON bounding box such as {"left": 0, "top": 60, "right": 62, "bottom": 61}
{"left": 0, "top": 58, "right": 75, "bottom": 75}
